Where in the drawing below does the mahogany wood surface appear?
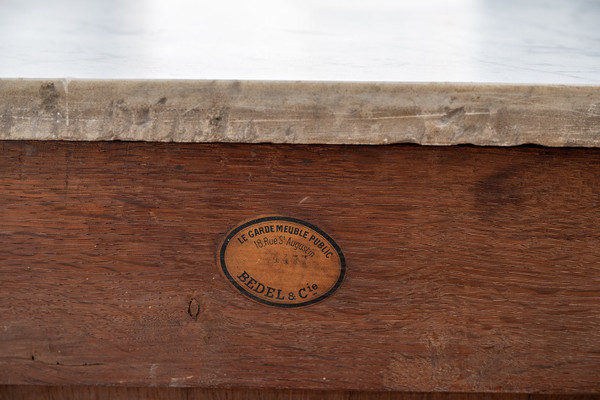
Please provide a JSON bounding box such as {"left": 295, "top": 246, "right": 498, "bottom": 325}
{"left": 4, "top": 386, "right": 598, "bottom": 400}
{"left": 1, "top": 142, "right": 599, "bottom": 393}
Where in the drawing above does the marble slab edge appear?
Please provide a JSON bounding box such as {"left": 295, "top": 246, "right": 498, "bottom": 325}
{"left": 1, "top": 79, "right": 599, "bottom": 147}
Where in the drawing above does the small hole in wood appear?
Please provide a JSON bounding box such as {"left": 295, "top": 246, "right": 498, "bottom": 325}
{"left": 188, "top": 298, "right": 200, "bottom": 321}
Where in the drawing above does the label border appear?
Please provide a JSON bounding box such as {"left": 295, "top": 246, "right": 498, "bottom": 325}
{"left": 218, "top": 216, "right": 346, "bottom": 308}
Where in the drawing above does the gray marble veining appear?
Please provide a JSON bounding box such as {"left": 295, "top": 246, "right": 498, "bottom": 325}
{"left": 1, "top": 80, "right": 599, "bottom": 146}
{"left": 0, "top": 0, "right": 599, "bottom": 83}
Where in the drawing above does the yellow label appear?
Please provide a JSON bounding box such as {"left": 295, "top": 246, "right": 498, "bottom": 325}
{"left": 217, "top": 216, "right": 345, "bottom": 307}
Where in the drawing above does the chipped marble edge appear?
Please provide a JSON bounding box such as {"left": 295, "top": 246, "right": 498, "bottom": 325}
{"left": 1, "top": 79, "right": 599, "bottom": 147}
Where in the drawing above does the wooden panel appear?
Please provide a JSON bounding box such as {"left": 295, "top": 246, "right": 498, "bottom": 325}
{"left": 11, "top": 385, "right": 598, "bottom": 400}
{"left": 4, "top": 386, "right": 599, "bottom": 400}
{"left": 0, "top": 386, "right": 543, "bottom": 400}
{"left": 1, "top": 142, "right": 599, "bottom": 393}
{"left": 1, "top": 386, "right": 599, "bottom": 400}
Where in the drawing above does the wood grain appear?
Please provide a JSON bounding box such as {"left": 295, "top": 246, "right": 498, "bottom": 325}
{"left": 1, "top": 142, "right": 599, "bottom": 393}
{"left": 0, "top": 386, "right": 598, "bottom": 400}
{"left": 0, "top": 386, "right": 542, "bottom": 400}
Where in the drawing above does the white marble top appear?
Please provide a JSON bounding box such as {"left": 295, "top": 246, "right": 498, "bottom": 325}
{"left": 1, "top": 0, "right": 599, "bottom": 84}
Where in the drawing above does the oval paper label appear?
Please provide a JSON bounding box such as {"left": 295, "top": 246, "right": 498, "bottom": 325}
{"left": 218, "top": 216, "right": 345, "bottom": 307}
